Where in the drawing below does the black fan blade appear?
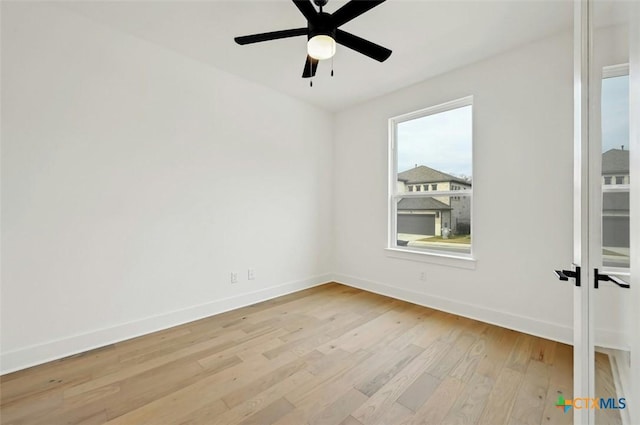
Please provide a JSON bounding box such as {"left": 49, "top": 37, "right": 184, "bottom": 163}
{"left": 292, "top": 0, "right": 317, "bottom": 22}
{"left": 332, "top": 0, "right": 386, "bottom": 28}
{"left": 235, "top": 28, "right": 307, "bottom": 45}
{"left": 334, "top": 29, "right": 391, "bottom": 62}
{"left": 302, "top": 55, "right": 319, "bottom": 78}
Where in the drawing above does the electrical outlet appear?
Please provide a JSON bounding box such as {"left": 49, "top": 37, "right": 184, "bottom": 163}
{"left": 420, "top": 272, "right": 426, "bottom": 282}
{"left": 231, "top": 272, "right": 238, "bottom": 284}
{"left": 248, "top": 268, "right": 255, "bottom": 280}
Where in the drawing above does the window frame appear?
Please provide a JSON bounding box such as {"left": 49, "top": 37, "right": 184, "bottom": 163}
{"left": 387, "top": 96, "right": 475, "bottom": 264}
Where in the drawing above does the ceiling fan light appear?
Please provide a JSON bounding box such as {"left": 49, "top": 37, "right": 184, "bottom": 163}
{"left": 307, "top": 35, "right": 336, "bottom": 60}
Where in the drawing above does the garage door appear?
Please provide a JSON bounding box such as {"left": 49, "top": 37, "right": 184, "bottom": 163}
{"left": 398, "top": 214, "right": 435, "bottom": 235}
{"left": 603, "top": 216, "right": 629, "bottom": 247}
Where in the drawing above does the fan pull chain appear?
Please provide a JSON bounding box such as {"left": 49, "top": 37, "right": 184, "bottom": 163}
{"left": 331, "top": 56, "right": 334, "bottom": 77}
{"left": 310, "top": 79, "right": 313, "bottom": 88}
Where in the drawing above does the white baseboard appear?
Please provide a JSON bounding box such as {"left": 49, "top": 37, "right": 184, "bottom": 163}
{"left": 333, "top": 273, "right": 574, "bottom": 345}
{"left": 594, "top": 330, "right": 630, "bottom": 352}
{"left": 0, "top": 274, "right": 332, "bottom": 375}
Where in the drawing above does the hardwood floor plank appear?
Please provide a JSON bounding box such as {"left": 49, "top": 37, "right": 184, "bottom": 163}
{"left": 101, "top": 350, "right": 298, "bottom": 424}
{"left": 540, "top": 342, "right": 573, "bottom": 425}
{"left": 309, "top": 388, "right": 368, "bottom": 425}
{"left": 0, "top": 283, "right": 598, "bottom": 425}
{"left": 373, "top": 401, "right": 414, "bottom": 425}
{"left": 351, "top": 341, "right": 450, "bottom": 424}
{"left": 540, "top": 384, "right": 573, "bottom": 425}
{"left": 396, "top": 371, "right": 441, "bottom": 412}
{"left": 450, "top": 335, "right": 487, "bottom": 383}
{"left": 505, "top": 333, "right": 536, "bottom": 374}
{"left": 284, "top": 348, "right": 373, "bottom": 407}
{"left": 63, "top": 330, "right": 243, "bottom": 399}
{"left": 317, "top": 308, "right": 411, "bottom": 354}
{"left": 207, "top": 370, "right": 315, "bottom": 425}
{"left": 426, "top": 332, "right": 475, "bottom": 379}
{"left": 355, "top": 344, "right": 424, "bottom": 397}
{"left": 440, "top": 372, "right": 494, "bottom": 425}
{"left": 385, "top": 314, "right": 437, "bottom": 352}
{"left": 340, "top": 416, "right": 366, "bottom": 425}
{"left": 508, "top": 360, "right": 550, "bottom": 425}
{"left": 237, "top": 397, "right": 295, "bottom": 425}
{"left": 173, "top": 399, "right": 228, "bottom": 425}
{"left": 477, "top": 366, "right": 523, "bottom": 425}
{"left": 530, "top": 337, "right": 557, "bottom": 365}
{"left": 263, "top": 332, "right": 333, "bottom": 360}
{"left": 0, "top": 389, "right": 64, "bottom": 424}
{"left": 270, "top": 408, "right": 308, "bottom": 425}
{"left": 475, "top": 327, "right": 519, "bottom": 380}
{"left": 221, "top": 351, "right": 322, "bottom": 408}
{"left": 305, "top": 348, "right": 352, "bottom": 376}
{"left": 395, "top": 376, "right": 465, "bottom": 425}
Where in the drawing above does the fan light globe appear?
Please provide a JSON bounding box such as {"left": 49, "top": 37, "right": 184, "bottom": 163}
{"left": 307, "top": 35, "right": 336, "bottom": 60}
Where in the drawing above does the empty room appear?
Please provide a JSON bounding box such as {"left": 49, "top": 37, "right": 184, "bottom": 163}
{"left": 1, "top": 1, "right": 638, "bottom": 424}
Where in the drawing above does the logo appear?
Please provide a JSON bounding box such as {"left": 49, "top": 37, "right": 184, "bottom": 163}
{"left": 556, "top": 395, "right": 572, "bottom": 413}
{"left": 555, "top": 395, "right": 626, "bottom": 413}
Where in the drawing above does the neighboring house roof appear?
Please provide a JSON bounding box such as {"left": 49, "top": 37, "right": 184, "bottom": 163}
{"left": 398, "top": 165, "right": 471, "bottom": 185}
{"left": 398, "top": 197, "right": 452, "bottom": 211}
{"left": 602, "top": 149, "right": 629, "bottom": 174}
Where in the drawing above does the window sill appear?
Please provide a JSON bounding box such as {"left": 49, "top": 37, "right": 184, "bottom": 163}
{"left": 384, "top": 247, "right": 476, "bottom": 270}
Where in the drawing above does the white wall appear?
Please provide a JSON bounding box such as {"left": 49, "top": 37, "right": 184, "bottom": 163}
{"left": 333, "top": 31, "right": 579, "bottom": 343}
{"left": 1, "top": 3, "right": 629, "bottom": 376}
{"left": 0, "top": 3, "right": 333, "bottom": 373}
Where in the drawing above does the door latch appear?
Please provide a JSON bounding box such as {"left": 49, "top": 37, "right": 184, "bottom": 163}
{"left": 594, "top": 268, "right": 630, "bottom": 289}
{"left": 555, "top": 267, "right": 581, "bottom": 287}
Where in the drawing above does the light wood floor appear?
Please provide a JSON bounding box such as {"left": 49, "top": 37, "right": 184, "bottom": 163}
{"left": 1, "top": 283, "right": 576, "bottom": 425}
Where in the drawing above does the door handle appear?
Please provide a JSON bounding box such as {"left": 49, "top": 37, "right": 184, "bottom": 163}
{"left": 555, "top": 267, "right": 581, "bottom": 286}
{"left": 594, "top": 268, "right": 630, "bottom": 289}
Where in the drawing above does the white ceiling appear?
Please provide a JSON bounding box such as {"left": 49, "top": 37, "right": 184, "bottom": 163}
{"left": 59, "top": 0, "right": 573, "bottom": 112}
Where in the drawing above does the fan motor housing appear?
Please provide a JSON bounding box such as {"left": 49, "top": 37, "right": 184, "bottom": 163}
{"left": 308, "top": 12, "right": 335, "bottom": 40}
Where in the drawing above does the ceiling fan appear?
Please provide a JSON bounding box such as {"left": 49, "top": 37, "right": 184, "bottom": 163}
{"left": 234, "top": 0, "right": 392, "bottom": 79}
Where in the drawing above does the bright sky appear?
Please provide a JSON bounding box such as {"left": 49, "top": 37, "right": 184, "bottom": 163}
{"left": 602, "top": 75, "right": 629, "bottom": 153}
{"left": 397, "top": 105, "right": 472, "bottom": 177}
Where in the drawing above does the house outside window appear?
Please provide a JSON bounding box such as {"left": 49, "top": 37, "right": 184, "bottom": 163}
{"left": 601, "top": 69, "right": 630, "bottom": 268}
{"left": 389, "top": 96, "right": 473, "bottom": 258}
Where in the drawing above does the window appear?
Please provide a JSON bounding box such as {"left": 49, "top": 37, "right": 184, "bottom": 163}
{"left": 601, "top": 68, "right": 629, "bottom": 269}
{"left": 416, "top": 185, "right": 422, "bottom": 192}
{"left": 389, "top": 96, "right": 473, "bottom": 258}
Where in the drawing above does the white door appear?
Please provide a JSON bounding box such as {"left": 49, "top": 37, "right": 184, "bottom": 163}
{"left": 572, "top": 1, "right": 639, "bottom": 424}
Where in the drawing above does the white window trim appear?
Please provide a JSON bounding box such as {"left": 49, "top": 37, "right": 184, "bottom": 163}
{"left": 387, "top": 95, "right": 475, "bottom": 265}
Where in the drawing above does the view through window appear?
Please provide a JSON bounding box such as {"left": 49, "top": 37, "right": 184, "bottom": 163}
{"left": 601, "top": 70, "right": 630, "bottom": 269}
{"left": 390, "top": 97, "right": 473, "bottom": 256}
